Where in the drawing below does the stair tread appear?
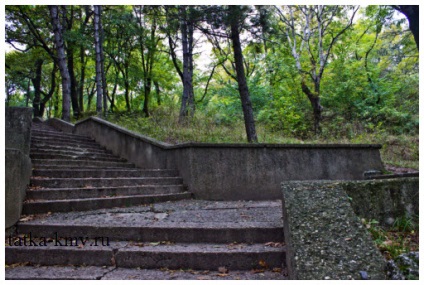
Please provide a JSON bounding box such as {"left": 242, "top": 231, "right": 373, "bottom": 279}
{"left": 18, "top": 200, "right": 283, "bottom": 227}
{"left": 5, "top": 265, "right": 287, "bottom": 280}
{"left": 24, "top": 192, "right": 191, "bottom": 203}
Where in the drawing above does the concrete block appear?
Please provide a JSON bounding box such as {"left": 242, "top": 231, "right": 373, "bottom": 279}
{"left": 341, "top": 178, "right": 419, "bottom": 227}
{"left": 282, "top": 181, "right": 386, "bottom": 280}
{"left": 6, "top": 149, "right": 32, "bottom": 228}
{"left": 5, "top": 107, "right": 32, "bottom": 155}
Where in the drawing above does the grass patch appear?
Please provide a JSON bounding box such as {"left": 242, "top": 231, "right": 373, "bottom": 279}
{"left": 362, "top": 217, "right": 419, "bottom": 261}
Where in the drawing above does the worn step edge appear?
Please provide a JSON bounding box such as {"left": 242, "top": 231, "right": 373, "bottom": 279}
{"left": 30, "top": 146, "right": 113, "bottom": 155}
{"left": 5, "top": 242, "right": 285, "bottom": 270}
{"left": 31, "top": 139, "right": 99, "bottom": 147}
{"left": 116, "top": 243, "right": 285, "bottom": 270}
{"left": 31, "top": 130, "right": 93, "bottom": 140}
{"left": 30, "top": 177, "right": 184, "bottom": 188}
{"left": 31, "top": 130, "right": 91, "bottom": 139}
{"left": 31, "top": 159, "right": 135, "bottom": 168}
{"left": 26, "top": 185, "right": 185, "bottom": 200}
{"left": 30, "top": 152, "right": 122, "bottom": 159}
{"left": 5, "top": 265, "right": 287, "bottom": 280}
{"left": 22, "top": 192, "right": 192, "bottom": 214}
{"left": 30, "top": 154, "right": 126, "bottom": 162}
{"left": 31, "top": 137, "right": 96, "bottom": 145}
{"left": 15, "top": 224, "right": 284, "bottom": 243}
{"left": 32, "top": 169, "right": 179, "bottom": 179}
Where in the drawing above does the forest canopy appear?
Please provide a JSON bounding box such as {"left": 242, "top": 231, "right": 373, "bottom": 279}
{"left": 5, "top": 5, "right": 419, "bottom": 146}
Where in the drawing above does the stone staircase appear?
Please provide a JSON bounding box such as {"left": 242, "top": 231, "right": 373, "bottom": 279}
{"left": 24, "top": 122, "right": 191, "bottom": 214}
{"left": 5, "top": 122, "right": 287, "bottom": 280}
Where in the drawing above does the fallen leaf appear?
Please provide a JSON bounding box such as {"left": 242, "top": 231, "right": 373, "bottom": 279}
{"left": 251, "top": 269, "right": 265, "bottom": 274}
{"left": 149, "top": 242, "right": 160, "bottom": 246}
{"left": 217, "top": 273, "right": 229, "bottom": 277}
{"left": 272, "top": 267, "right": 282, "bottom": 273}
{"left": 218, "top": 266, "right": 229, "bottom": 274}
{"left": 259, "top": 260, "right": 268, "bottom": 268}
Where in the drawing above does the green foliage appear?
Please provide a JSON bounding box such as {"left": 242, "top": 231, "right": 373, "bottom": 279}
{"left": 5, "top": 5, "right": 419, "bottom": 168}
{"left": 362, "top": 218, "right": 419, "bottom": 261}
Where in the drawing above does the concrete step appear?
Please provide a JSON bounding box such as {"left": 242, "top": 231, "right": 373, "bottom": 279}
{"left": 31, "top": 123, "right": 60, "bottom": 133}
{"left": 17, "top": 200, "right": 284, "bottom": 243}
{"left": 31, "top": 133, "right": 94, "bottom": 143}
{"left": 32, "top": 169, "right": 179, "bottom": 179}
{"left": 31, "top": 138, "right": 99, "bottom": 148}
{"left": 31, "top": 148, "right": 111, "bottom": 157}
{"left": 5, "top": 241, "right": 285, "bottom": 270}
{"left": 5, "top": 265, "right": 287, "bottom": 280}
{"left": 31, "top": 159, "right": 136, "bottom": 169}
{"left": 30, "top": 152, "right": 126, "bottom": 161}
{"left": 31, "top": 144, "right": 112, "bottom": 154}
{"left": 17, "top": 223, "right": 283, "bottom": 244}
{"left": 22, "top": 192, "right": 192, "bottom": 214}
{"left": 26, "top": 185, "right": 186, "bottom": 200}
{"left": 30, "top": 177, "right": 184, "bottom": 188}
{"left": 31, "top": 130, "right": 91, "bottom": 140}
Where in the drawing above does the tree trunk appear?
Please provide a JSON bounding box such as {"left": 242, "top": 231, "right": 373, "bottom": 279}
{"left": 49, "top": 5, "right": 71, "bottom": 122}
{"left": 179, "top": 6, "right": 195, "bottom": 122}
{"left": 154, "top": 81, "right": 161, "bottom": 105}
{"left": 67, "top": 47, "right": 80, "bottom": 118}
{"left": 143, "top": 78, "right": 152, "bottom": 117}
{"left": 94, "top": 5, "right": 103, "bottom": 117}
{"left": 79, "top": 45, "right": 85, "bottom": 113}
{"left": 301, "top": 80, "right": 323, "bottom": 134}
{"left": 393, "top": 5, "right": 419, "bottom": 50}
{"left": 99, "top": 8, "right": 107, "bottom": 117}
{"left": 32, "top": 58, "right": 44, "bottom": 118}
{"left": 229, "top": 7, "right": 258, "bottom": 143}
{"left": 40, "top": 63, "right": 58, "bottom": 117}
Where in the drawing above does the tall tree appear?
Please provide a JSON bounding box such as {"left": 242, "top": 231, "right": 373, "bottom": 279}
{"left": 62, "top": 6, "right": 81, "bottom": 118}
{"left": 49, "top": 5, "right": 71, "bottom": 122}
{"left": 228, "top": 6, "right": 258, "bottom": 142}
{"left": 276, "top": 5, "right": 359, "bottom": 133}
{"left": 164, "top": 5, "right": 197, "bottom": 122}
{"left": 94, "top": 5, "right": 104, "bottom": 116}
{"left": 203, "top": 5, "right": 259, "bottom": 142}
{"left": 133, "top": 5, "right": 161, "bottom": 117}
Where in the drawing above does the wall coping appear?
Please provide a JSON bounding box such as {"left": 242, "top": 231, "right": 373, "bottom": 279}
{"left": 76, "top": 116, "right": 383, "bottom": 150}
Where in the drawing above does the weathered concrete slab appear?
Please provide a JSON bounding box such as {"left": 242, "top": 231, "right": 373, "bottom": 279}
{"left": 6, "top": 107, "right": 32, "bottom": 155}
{"left": 6, "top": 107, "right": 33, "bottom": 228}
{"left": 5, "top": 266, "right": 287, "bottom": 280}
{"left": 281, "top": 181, "right": 387, "bottom": 280}
{"left": 17, "top": 200, "right": 283, "bottom": 243}
{"left": 115, "top": 242, "right": 285, "bottom": 270}
{"left": 6, "top": 266, "right": 114, "bottom": 280}
{"left": 6, "top": 149, "right": 32, "bottom": 228}
{"left": 102, "top": 268, "right": 287, "bottom": 280}
{"left": 341, "top": 177, "right": 419, "bottom": 227}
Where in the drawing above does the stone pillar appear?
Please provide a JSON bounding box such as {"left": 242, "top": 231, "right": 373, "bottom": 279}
{"left": 5, "top": 107, "right": 33, "bottom": 229}
{"left": 282, "top": 181, "right": 387, "bottom": 280}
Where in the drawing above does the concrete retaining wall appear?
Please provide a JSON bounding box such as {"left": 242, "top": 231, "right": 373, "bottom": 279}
{"left": 73, "top": 117, "right": 384, "bottom": 200}
{"left": 46, "top": 118, "right": 75, "bottom": 133}
{"left": 341, "top": 177, "right": 419, "bottom": 227}
{"left": 5, "top": 107, "right": 33, "bottom": 228}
